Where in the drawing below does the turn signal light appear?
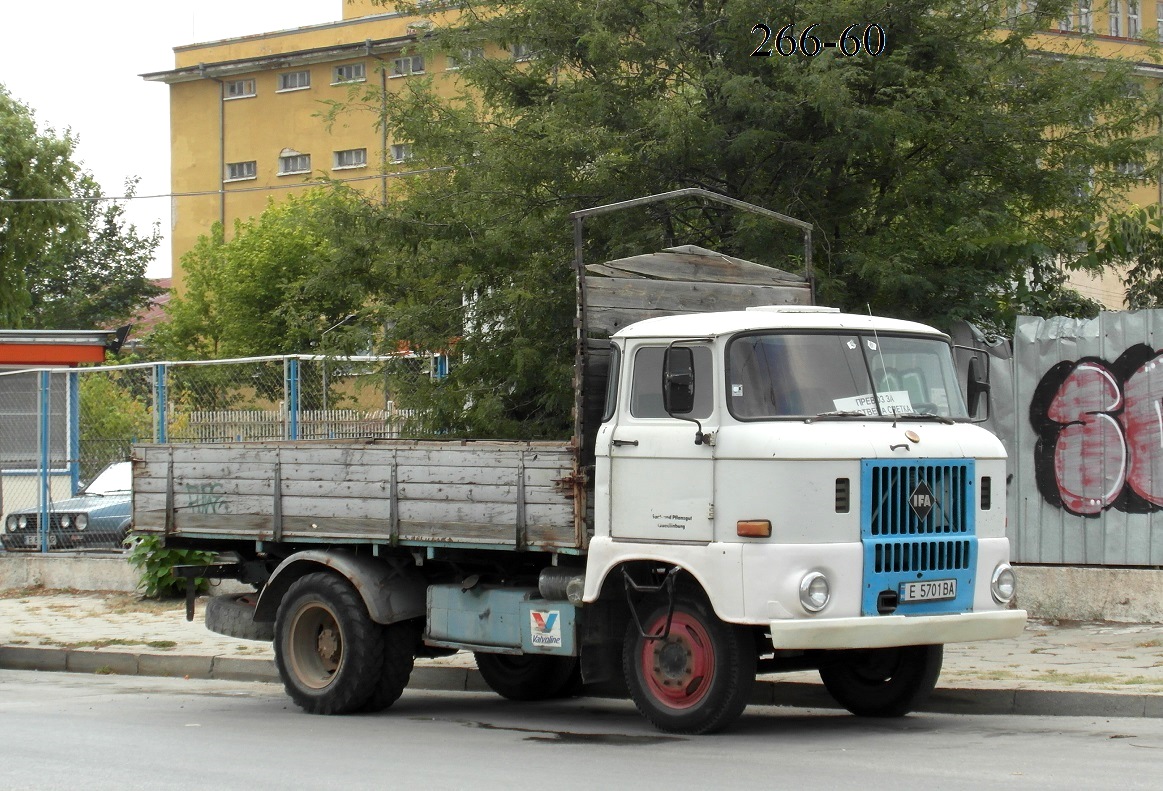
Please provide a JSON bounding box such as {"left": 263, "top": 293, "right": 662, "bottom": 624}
{"left": 737, "top": 520, "right": 771, "bottom": 537}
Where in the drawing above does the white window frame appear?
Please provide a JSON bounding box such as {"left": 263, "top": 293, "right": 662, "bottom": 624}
{"left": 447, "top": 48, "right": 485, "bottom": 70}
{"left": 511, "top": 42, "right": 534, "bottom": 61}
{"left": 1157, "top": 0, "right": 1163, "bottom": 35}
{"left": 390, "top": 55, "right": 425, "bottom": 77}
{"left": 390, "top": 143, "right": 414, "bottom": 164}
{"left": 333, "top": 148, "right": 368, "bottom": 170}
{"left": 224, "top": 79, "right": 256, "bottom": 100}
{"left": 277, "top": 70, "right": 311, "bottom": 92}
{"left": 278, "top": 153, "right": 311, "bottom": 176}
{"left": 1129, "top": 0, "right": 1141, "bottom": 35}
{"left": 332, "top": 63, "right": 366, "bottom": 84}
{"left": 1110, "top": 0, "right": 1122, "bottom": 35}
{"left": 1079, "top": 0, "right": 1093, "bottom": 32}
{"left": 225, "top": 161, "right": 257, "bottom": 182}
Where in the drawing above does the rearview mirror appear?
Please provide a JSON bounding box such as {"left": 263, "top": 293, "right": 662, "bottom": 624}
{"left": 966, "top": 356, "right": 991, "bottom": 422}
{"left": 663, "top": 346, "right": 695, "bottom": 415}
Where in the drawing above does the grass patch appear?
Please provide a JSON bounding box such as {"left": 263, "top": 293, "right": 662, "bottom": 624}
{"left": 93, "top": 666, "right": 114, "bottom": 675}
{"left": 1034, "top": 671, "right": 1118, "bottom": 685}
{"left": 146, "top": 640, "right": 177, "bottom": 650}
{"left": 1137, "top": 639, "right": 1162, "bottom": 649}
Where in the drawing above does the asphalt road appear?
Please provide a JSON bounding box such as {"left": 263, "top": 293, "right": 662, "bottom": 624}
{"left": 2, "top": 670, "right": 1162, "bottom": 790}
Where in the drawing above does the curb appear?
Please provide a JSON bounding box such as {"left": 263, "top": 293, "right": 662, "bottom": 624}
{"left": 1, "top": 645, "right": 1158, "bottom": 719}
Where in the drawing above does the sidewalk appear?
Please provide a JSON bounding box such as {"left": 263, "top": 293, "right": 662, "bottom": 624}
{"left": 1, "top": 587, "right": 1160, "bottom": 718}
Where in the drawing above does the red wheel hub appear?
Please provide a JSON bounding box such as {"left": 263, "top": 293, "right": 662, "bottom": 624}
{"left": 639, "top": 611, "right": 715, "bottom": 710}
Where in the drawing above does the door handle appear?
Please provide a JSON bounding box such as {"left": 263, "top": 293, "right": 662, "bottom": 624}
{"left": 612, "top": 439, "right": 639, "bottom": 447}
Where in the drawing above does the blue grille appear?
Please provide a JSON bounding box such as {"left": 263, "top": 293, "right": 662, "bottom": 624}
{"left": 861, "top": 460, "right": 977, "bottom": 615}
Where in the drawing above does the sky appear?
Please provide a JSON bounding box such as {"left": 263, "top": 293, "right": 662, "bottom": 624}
{"left": 0, "top": 1, "right": 343, "bottom": 278}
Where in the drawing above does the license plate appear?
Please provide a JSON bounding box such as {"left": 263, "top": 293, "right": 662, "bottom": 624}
{"left": 23, "top": 535, "right": 38, "bottom": 547}
{"left": 900, "top": 579, "right": 957, "bottom": 602}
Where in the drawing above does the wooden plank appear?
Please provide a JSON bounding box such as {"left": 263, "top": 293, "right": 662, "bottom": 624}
{"left": 587, "top": 276, "right": 810, "bottom": 311}
{"left": 593, "top": 248, "right": 806, "bottom": 286}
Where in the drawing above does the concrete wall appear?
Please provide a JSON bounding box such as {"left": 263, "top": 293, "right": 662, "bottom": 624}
{"left": 1016, "top": 565, "right": 1163, "bottom": 624}
{"left": 0, "top": 554, "right": 138, "bottom": 592}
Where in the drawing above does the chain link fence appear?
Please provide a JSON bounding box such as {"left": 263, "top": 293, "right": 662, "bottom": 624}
{"left": 0, "top": 354, "right": 432, "bottom": 554}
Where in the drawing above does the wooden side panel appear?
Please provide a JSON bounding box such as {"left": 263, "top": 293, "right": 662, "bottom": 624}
{"left": 131, "top": 440, "right": 580, "bottom": 550}
{"left": 596, "top": 248, "right": 806, "bottom": 285}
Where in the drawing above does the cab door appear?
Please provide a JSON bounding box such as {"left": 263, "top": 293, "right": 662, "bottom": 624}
{"left": 607, "top": 343, "right": 715, "bottom": 543}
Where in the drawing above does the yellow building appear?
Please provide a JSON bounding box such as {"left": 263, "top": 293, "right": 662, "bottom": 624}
{"left": 146, "top": 1, "right": 1163, "bottom": 307}
{"left": 143, "top": 1, "right": 470, "bottom": 292}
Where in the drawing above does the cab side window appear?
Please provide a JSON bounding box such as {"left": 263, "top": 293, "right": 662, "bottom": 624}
{"left": 630, "top": 346, "right": 713, "bottom": 419}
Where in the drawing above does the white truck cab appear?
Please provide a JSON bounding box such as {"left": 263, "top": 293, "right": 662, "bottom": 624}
{"left": 588, "top": 306, "right": 1024, "bottom": 659}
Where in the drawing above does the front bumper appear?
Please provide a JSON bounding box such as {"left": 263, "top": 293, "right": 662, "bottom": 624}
{"left": 768, "top": 609, "right": 1027, "bottom": 650}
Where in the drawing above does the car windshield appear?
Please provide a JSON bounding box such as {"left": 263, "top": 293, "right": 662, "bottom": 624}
{"left": 726, "top": 332, "right": 969, "bottom": 420}
{"left": 84, "top": 462, "right": 132, "bottom": 496}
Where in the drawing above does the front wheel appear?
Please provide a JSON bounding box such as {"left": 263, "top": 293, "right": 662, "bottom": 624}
{"left": 274, "top": 572, "right": 385, "bottom": 715}
{"left": 474, "top": 653, "right": 579, "bottom": 701}
{"left": 622, "top": 594, "right": 756, "bottom": 734}
{"left": 819, "top": 644, "right": 943, "bottom": 717}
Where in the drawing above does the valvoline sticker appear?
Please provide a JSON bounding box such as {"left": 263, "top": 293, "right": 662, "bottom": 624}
{"left": 529, "top": 610, "right": 562, "bottom": 647}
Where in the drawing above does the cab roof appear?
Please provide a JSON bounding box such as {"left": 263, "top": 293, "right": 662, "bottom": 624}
{"left": 612, "top": 306, "right": 946, "bottom": 340}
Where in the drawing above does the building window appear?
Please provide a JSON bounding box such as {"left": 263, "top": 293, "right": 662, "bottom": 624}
{"left": 1079, "top": 0, "right": 1093, "bottom": 32}
{"left": 1129, "top": 0, "right": 1141, "bottom": 35}
{"left": 278, "top": 152, "right": 311, "bottom": 175}
{"left": 224, "top": 79, "right": 256, "bottom": 99}
{"left": 511, "top": 42, "right": 534, "bottom": 61}
{"left": 225, "top": 161, "right": 257, "bottom": 181}
{"left": 332, "top": 63, "right": 366, "bottom": 84}
{"left": 390, "top": 143, "right": 414, "bottom": 163}
{"left": 447, "top": 48, "right": 485, "bottom": 70}
{"left": 1060, "top": 11, "right": 1073, "bottom": 30}
{"left": 333, "top": 148, "right": 367, "bottom": 169}
{"left": 1117, "top": 161, "right": 1148, "bottom": 179}
{"left": 391, "top": 55, "right": 425, "bottom": 77}
{"left": 1110, "top": 0, "right": 1122, "bottom": 35}
{"left": 1158, "top": 0, "right": 1163, "bottom": 35}
{"left": 277, "top": 70, "right": 311, "bottom": 92}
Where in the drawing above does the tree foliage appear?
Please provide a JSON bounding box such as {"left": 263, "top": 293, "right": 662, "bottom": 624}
{"left": 152, "top": 186, "right": 382, "bottom": 360}
{"left": 0, "top": 85, "right": 161, "bottom": 329}
{"left": 354, "top": 0, "right": 1157, "bottom": 435}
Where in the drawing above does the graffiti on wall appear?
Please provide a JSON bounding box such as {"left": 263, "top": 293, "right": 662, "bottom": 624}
{"left": 1031, "top": 343, "right": 1163, "bottom": 516}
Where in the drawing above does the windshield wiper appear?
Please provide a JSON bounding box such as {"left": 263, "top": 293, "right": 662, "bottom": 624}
{"left": 898, "top": 411, "right": 956, "bottom": 425}
{"left": 804, "top": 411, "right": 871, "bottom": 423}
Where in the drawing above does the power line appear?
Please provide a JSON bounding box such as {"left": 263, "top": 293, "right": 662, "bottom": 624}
{"left": 0, "top": 166, "right": 453, "bottom": 204}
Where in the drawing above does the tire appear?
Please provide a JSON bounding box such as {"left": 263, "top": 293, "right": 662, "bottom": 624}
{"left": 361, "top": 619, "right": 420, "bottom": 713}
{"left": 274, "top": 572, "right": 385, "bottom": 715}
{"left": 819, "top": 644, "right": 943, "bottom": 718}
{"left": 622, "top": 594, "right": 756, "bottom": 734}
{"left": 474, "top": 652, "right": 579, "bottom": 701}
{"left": 204, "top": 593, "right": 274, "bottom": 642}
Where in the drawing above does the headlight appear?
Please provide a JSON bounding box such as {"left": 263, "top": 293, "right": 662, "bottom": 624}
{"left": 6, "top": 515, "right": 15, "bottom": 532}
{"left": 991, "top": 563, "right": 1016, "bottom": 605}
{"left": 17, "top": 515, "right": 28, "bottom": 530}
{"left": 76, "top": 514, "right": 88, "bottom": 530}
{"left": 799, "top": 571, "right": 830, "bottom": 613}
{"left": 61, "top": 515, "right": 72, "bottom": 528}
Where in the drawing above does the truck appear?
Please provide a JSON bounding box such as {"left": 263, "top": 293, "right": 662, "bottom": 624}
{"left": 131, "top": 191, "right": 1026, "bottom": 734}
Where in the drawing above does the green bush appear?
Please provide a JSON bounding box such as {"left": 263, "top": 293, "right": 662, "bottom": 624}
{"left": 126, "top": 534, "right": 215, "bottom": 599}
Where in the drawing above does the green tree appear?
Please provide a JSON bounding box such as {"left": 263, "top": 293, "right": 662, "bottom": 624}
{"left": 356, "top": 0, "right": 1154, "bottom": 436}
{"left": 153, "top": 186, "right": 381, "bottom": 360}
{"left": 0, "top": 85, "right": 161, "bottom": 329}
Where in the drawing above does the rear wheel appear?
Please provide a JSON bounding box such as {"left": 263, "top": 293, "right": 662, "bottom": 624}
{"left": 274, "top": 572, "right": 384, "bottom": 715}
{"left": 622, "top": 594, "right": 755, "bottom": 734}
{"left": 474, "top": 653, "right": 579, "bottom": 701}
{"left": 361, "top": 619, "right": 420, "bottom": 713}
{"left": 819, "top": 644, "right": 943, "bottom": 717}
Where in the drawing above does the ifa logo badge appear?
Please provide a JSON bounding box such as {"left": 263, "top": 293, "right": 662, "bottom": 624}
{"left": 529, "top": 610, "right": 563, "bottom": 647}
{"left": 910, "top": 480, "right": 935, "bottom": 521}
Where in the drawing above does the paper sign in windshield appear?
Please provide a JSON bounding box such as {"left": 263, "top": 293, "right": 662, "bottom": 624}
{"left": 832, "top": 391, "right": 915, "bottom": 416}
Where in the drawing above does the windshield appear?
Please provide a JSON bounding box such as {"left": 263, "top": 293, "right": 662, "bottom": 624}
{"left": 726, "top": 332, "right": 968, "bottom": 420}
{"left": 84, "top": 461, "right": 132, "bottom": 496}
